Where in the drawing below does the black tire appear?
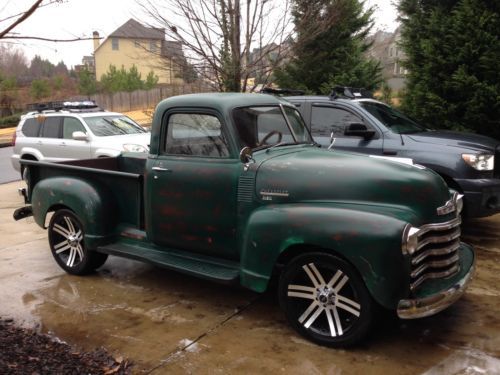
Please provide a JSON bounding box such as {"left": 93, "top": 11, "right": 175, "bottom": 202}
{"left": 278, "top": 252, "right": 373, "bottom": 347}
{"left": 48, "top": 209, "right": 108, "bottom": 275}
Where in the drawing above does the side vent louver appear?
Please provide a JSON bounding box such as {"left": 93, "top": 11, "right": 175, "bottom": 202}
{"left": 237, "top": 175, "right": 254, "bottom": 203}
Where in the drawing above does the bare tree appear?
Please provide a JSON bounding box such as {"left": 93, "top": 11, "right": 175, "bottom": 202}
{"left": 138, "top": 0, "right": 294, "bottom": 92}
{"left": 0, "top": 1, "right": 97, "bottom": 43}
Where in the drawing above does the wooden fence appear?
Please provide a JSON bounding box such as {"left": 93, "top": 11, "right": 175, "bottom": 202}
{"left": 89, "top": 83, "right": 212, "bottom": 112}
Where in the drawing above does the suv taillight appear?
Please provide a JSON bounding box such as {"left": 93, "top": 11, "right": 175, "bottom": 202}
{"left": 11, "top": 132, "right": 16, "bottom": 146}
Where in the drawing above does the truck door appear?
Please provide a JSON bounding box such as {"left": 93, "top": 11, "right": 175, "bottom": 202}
{"left": 309, "top": 104, "right": 384, "bottom": 155}
{"left": 146, "top": 111, "right": 240, "bottom": 260}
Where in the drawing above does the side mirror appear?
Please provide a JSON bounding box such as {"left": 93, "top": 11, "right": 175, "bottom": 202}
{"left": 344, "top": 123, "right": 375, "bottom": 140}
{"left": 239, "top": 146, "right": 254, "bottom": 164}
{"left": 72, "top": 131, "right": 89, "bottom": 141}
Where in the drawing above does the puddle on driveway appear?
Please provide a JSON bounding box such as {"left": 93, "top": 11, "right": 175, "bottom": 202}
{"left": 0, "top": 205, "right": 499, "bottom": 373}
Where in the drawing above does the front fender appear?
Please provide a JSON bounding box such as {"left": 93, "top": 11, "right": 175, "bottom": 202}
{"left": 94, "top": 148, "right": 122, "bottom": 158}
{"left": 31, "top": 177, "right": 117, "bottom": 248}
{"left": 240, "top": 204, "right": 411, "bottom": 309}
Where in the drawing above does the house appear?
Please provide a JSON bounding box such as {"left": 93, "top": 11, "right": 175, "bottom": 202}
{"left": 74, "top": 55, "right": 96, "bottom": 76}
{"left": 93, "top": 19, "right": 184, "bottom": 85}
{"left": 366, "top": 27, "right": 407, "bottom": 91}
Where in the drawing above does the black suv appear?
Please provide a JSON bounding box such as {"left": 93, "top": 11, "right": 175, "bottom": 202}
{"left": 281, "top": 87, "right": 500, "bottom": 218}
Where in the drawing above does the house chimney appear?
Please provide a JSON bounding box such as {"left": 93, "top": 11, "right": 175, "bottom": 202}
{"left": 93, "top": 31, "right": 100, "bottom": 51}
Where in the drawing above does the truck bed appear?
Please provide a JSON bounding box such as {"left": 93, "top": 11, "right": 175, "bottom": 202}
{"left": 22, "top": 154, "right": 147, "bottom": 229}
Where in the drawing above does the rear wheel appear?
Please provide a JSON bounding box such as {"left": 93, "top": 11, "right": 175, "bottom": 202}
{"left": 48, "top": 209, "right": 107, "bottom": 275}
{"left": 279, "top": 252, "right": 373, "bottom": 347}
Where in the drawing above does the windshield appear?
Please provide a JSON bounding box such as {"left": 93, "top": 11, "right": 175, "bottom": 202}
{"left": 84, "top": 115, "right": 147, "bottom": 136}
{"left": 360, "top": 102, "right": 430, "bottom": 134}
{"left": 233, "top": 105, "right": 312, "bottom": 150}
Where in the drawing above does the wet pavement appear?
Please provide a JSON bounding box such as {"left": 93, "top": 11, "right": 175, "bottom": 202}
{"left": 1, "top": 180, "right": 499, "bottom": 374}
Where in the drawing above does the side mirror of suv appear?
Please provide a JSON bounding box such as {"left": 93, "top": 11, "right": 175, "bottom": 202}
{"left": 344, "top": 123, "right": 375, "bottom": 140}
{"left": 72, "top": 131, "right": 89, "bottom": 141}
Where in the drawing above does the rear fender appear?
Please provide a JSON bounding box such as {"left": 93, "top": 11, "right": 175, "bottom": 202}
{"left": 240, "top": 204, "right": 411, "bottom": 309}
{"left": 31, "top": 177, "right": 117, "bottom": 248}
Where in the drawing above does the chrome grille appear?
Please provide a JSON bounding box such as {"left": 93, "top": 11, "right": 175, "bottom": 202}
{"left": 409, "top": 217, "right": 461, "bottom": 291}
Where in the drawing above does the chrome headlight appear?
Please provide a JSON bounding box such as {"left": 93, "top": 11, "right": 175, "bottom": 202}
{"left": 123, "top": 144, "right": 148, "bottom": 153}
{"left": 462, "top": 153, "right": 494, "bottom": 171}
{"left": 402, "top": 224, "right": 420, "bottom": 255}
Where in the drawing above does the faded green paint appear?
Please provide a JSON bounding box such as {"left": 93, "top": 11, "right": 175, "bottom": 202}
{"left": 19, "top": 93, "right": 474, "bottom": 313}
{"left": 31, "top": 177, "right": 117, "bottom": 249}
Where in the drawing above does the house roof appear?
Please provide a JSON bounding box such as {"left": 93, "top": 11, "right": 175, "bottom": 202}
{"left": 109, "top": 18, "right": 164, "bottom": 40}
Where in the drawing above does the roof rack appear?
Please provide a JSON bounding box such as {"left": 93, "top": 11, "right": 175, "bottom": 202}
{"left": 26, "top": 100, "right": 102, "bottom": 113}
{"left": 260, "top": 87, "right": 306, "bottom": 96}
{"left": 329, "top": 86, "right": 373, "bottom": 99}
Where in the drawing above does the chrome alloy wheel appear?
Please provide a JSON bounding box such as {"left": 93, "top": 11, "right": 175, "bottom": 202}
{"left": 279, "top": 253, "right": 372, "bottom": 347}
{"left": 288, "top": 263, "right": 361, "bottom": 337}
{"left": 50, "top": 214, "right": 84, "bottom": 268}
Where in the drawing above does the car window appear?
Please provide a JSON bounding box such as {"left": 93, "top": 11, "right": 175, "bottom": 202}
{"left": 359, "top": 102, "right": 430, "bottom": 134}
{"left": 311, "top": 106, "right": 365, "bottom": 137}
{"left": 21, "top": 118, "right": 41, "bottom": 137}
{"left": 233, "top": 106, "right": 309, "bottom": 149}
{"left": 63, "top": 117, "right": 86, "bottom": 139}
{"left": 164, "top": 113, "right": 230, "bottom": 158}
{"left": 283, "top": 106, "right": 310, "bottom": 142}
{"left": 41, "top": 117, "right": 61, "bottom": 138}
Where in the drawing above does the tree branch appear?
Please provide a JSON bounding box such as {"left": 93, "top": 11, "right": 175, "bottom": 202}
{"left": 1, "top": 35, "right": 102, "bottom": 42}
{"left": 0, "top": 0, "right": 44, "bottom": 39}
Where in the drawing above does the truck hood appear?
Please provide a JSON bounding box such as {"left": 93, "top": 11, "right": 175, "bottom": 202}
{"left": 92, "top": 133, "right": 151, "bottom": 150}
{"left": 254, "top": 148, "right": 451, "bottom": 223}
{"left": 406, "top": 130, "right": 498, "bottom": 152}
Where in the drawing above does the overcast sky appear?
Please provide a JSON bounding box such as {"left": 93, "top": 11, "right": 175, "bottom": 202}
{"left": 1, "top": 0, "right": 399, "bottom": 68}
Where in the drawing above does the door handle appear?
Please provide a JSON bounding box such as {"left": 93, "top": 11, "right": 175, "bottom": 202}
{"left": 152, "top": 166, "right": 171, "bottom": 172}
{"left": 383, "top": 150, "right": 397, "bottom": 156}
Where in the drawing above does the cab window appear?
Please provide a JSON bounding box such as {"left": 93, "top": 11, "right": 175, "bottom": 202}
{"left": 164, "top": 113, "right": 230, "bottom": 158}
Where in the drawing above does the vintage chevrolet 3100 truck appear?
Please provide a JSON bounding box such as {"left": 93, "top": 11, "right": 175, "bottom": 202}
{"left": 14, "top": 93, "right": 475, "bottom": 347}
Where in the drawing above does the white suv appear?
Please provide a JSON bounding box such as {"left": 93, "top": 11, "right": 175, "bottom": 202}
{"left": 11, "top": 101, "right": 150, "bottom": 174}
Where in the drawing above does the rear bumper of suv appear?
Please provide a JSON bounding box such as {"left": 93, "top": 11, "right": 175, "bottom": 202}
{"left": 456, "top": 178, "right": 500, "bottom": 218}
{"left": 11, "top": 154, "right": 21, "bottom": 172}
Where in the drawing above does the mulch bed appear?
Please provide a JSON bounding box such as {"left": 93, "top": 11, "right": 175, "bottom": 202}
{"left": 0, "top": 318, "right": 132, "bottom": 374}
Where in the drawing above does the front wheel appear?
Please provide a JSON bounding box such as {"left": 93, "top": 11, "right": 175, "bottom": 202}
{"left": 278, "top": 252, "right": 373, "bottom": 347}
{"left": 48, "top": 209, "right": 108, "bottom": 275}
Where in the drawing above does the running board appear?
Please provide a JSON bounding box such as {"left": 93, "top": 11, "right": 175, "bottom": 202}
{"left": 97, "top": 242, "right": 240, "bottom": 284}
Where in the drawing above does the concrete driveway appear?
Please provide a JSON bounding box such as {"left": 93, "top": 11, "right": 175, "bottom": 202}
{"left": 1, "top": 180, "right": 499, "bottom": 374}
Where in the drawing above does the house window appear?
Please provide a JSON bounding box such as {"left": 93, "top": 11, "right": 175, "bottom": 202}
{"left": 112, "top": 38, "right": 119, "bottom": 50}
{"left": 150, "top": 41, "right": 157, "bottom": 53}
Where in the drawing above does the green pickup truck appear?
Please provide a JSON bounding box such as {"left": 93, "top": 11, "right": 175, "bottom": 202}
{"left": 14, "top": 93, "right": 475, "bottom": 347}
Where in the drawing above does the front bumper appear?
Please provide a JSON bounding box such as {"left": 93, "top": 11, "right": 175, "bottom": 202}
{"left": 456, "top": 178, "right": 500, "bottom": 218}
{"left": 397, "top": 243, "right": 475, "bottom": 319}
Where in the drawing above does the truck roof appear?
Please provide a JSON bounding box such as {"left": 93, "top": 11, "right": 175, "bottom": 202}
{"left": 155, "top": 93, "right": 292, "bottom": 115}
